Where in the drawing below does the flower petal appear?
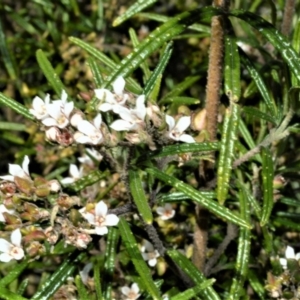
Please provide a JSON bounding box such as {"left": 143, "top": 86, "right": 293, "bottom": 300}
{"left": 175, "top": 116, "right": 191, "bottom": 132}
{"left": 69, "top": 164, "right": 80, "bottom": 179}
{"left": 148, "top": 258, "right": 157, "bottom": 267}
{"left": 121, "top": 286, "right": 131, "bottom": 295}
{"left": 22, "top": 156, "right": 30, "bottom": 175}
{"left": 11, "top": 229, "right": 22, "bottom": 246}
{"left": 113, "top": 76, "right": 125, "bottom": 95}
{"left": 42, "top": 117, "right": 58, "bottom": 127}
{"left": 165, "top": 115, "right": 175, "bottom": 130}
{"left": 98, "top": 103, "right": 113, "bottom": 112}
{"left": 104, "top": 214, "right": 119, "bottom": 226}
{"left": 285, "top": 246, "right": 295, "bottom": 259}
{"left": 78, "top": 120, "right": 96, "bottom": 135}
{"left": 0, "top": 253, "right": 12, "bottom": 262}
{"left": 95, "top": 89, "right": 114, "bottom": 103}
{"left": 95, "top": 201, "right": 107, "bottom": 217}
{"left": 0, "top": 175, "right": 14, "bottom": 182}
{"left": 0, "top": 238, "right": 12, "bottom": 252}
{"left": 93, "top": 114, "right": 102, "bottom": 129}
{"left": 179, "top": 134, "right": 195, "bottom": 143}
{"left": 12, "top": 247, "right": 24, "bottom": 260}
{"left": 60, "top": 177, "right": 75, "bottom": 185}
{"left": 131, "top": 283, "right": 139, "bottom": 294}
{"left": 8, "top": 164, "right": 23, "bottom": 177}
{"left": 110, "top": 120, "right": 133, "bottom": 131}
{"left": 95, "top": 226, "right": 108, "bottom": 235}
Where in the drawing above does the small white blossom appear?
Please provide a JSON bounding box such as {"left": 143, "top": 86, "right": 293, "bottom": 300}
{"left": 141, "top": 240, "right": 160, "bottom": 267}
{"left": 42, "top": 91, "right": 74, "bottom": 129}
{"left": 0, "top": 229, "right": 24, "bottom": 262}
{"left": 95, "top": 76, "right": 129, "bottom": 113}
{"left": 0, "top": 205, "right": 15, "bottom": 223}
{"left": 78, "top": 148, "right": 103, "bottom": 166}
{"left": 29, "top": 94, "right": 50, "bottom": 120}
{"left": 74, "top": 114, "right": 103, "bottom": 145}
{"left": 156, "top": 203, "right": 175, "bottom": 220}
{"left": 48, "top": 180, "right": 61, "bottom": 193}
{"left": 79, "top": 262, "right": 93, "bottom": 285}
{"left": 80, "top": 201, "right": 119, "bottom": 235}
{"left": 0, "top": 155, "right": 31, "bottom": 182}
{"left": 110, "top": 95, "right": 146, "bottom": 131}
{"left": 279, "top": 246, "right": 300, "bottom": 269}
{"left": 61, "top": 164, "right": 84, "bottom": 185}
{"left": 121, "top": 283, "right": 140, "bottom": 300}
{"left": 165, "top": 115, "right": 195, "bottom": 143}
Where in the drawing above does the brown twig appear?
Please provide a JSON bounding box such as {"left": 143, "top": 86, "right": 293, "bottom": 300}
{"left": 281, "top": 0, "right": 296, "bottom": 36}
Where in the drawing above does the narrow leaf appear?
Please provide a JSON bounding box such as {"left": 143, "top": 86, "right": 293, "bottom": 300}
{"left": 113, "top": 0, "right": 158, "bottom": 27}
{"left": 143, "top": 42, "right": 173, "bottom": 98}
{"left": 118, "top": 218, "right": 161, "bottom": 300}
{"left": 0, "top": 287, "right": 28, "bottom": 300}
{"left": 167, "top": 250, "right": 221, "bottom": 300}
{"left": 129, "top": 170, "right": 153, "bottom": 224}
{"left": 0, "top": 260, "right": 29, "bottom": 287}
{"left": 240, "top": 50, "right": 276, "bottom": 118}
{"left": 87, "top": 57, "right": 103, "bottom": 87}
{"left": 260, "top": 147, "right": 274, "bottom": 226}
{"left": 150, "top": 142, "right": 219, "bottom": 158}
{"left": 224, "top": 33, "right": 241, "bottom": 102}
{"left": 231, "top": 10, "right": 300, "bottom": 83}
{"left": 36, "top": 49, "right": 66, "bottom": 96}
{"left": 243, "top": 106, "right": 277, "bottom": 125}
{"left": 0, "top": 93, "right": 34, "bottom": 121}
{"left": 217, "top": 103, "right": 240, "bottom": 205}
{"left": 146, "top": 167, "right": 251, "bottom": 229}
{"left": 103, "top": 228, "right": 119, "bottom": 300}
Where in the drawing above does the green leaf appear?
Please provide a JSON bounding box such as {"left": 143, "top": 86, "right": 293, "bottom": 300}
{"left": 75, "top": 275, "right": 90, "bottom": 299}
{"left": 243, "top": 106, "right": 277, "bottom": 125}
{"left": 0, "top": 93, "right": 35, "bottom": 121}
{"left": 0, "top": 260, "right": 29, "bottom": 287}
{"left": 118, "top": 218, "right": 162, "bottom": 300}
{"left": 105, "top": 7, "right": 218, "bottom": 87}
{"left": 292, "top": 20, "right": 300, "bottom": 86}
{"left": 170, "top": 279, "right": 215, "bottom": 300}
{"left": 129, "top": 28, "right": 151, "bottom": 81}
{"left": 224, "top": 33, "right": 241, "bottom": 102}
{"left": 143, "top": 42, "right": 173, "bottom": 98}
{"left": 103, "top": 228, "right": 119, "bottom": 300}
{"left": 129, "top": 170, "right": 153, "bottom": 224}
{"left": 159, "top": 191, "right": 216, "bottom": 203}
{"left": 69, "top": 37, "right": 142, "bottom": 95}
{"left": 217, "top": 103, "right": 240, "bottom": 205}
{"left": 150, "top": 142, "right": 219, "bottom": 158}
{"left": 137, "top": 12, "right": 211, "bottom": 34}
{"left": 260, "top": 147, "right": 274, "bottom": 226}
{"left": 167, "top": 250, "right": 220, "bottom": 300}
{"left": 0, "top": 287, "right": 28, "bottom": 300}
{"left": 159, "top": 76, "right": 201, "bottom": 104}
{"left": 31, "top": 251, "right": 86, "bottom": 300}
{"left": 113, "top": 0, "right": 158, "bottom": 27}
{"left": 0, "top": 19, "right": 17, "bottom": 80}
{"left": 64, "top": 170, "right": 109, "bottom": 192}
{"left": 230, "top": 10, "right": 300, "bottom": 83}
{"left": 227, "top": 184, "right": 251, "bottom": 299}
{"left": 87, "top": 57, "right": 103, "bottom": 88}
{"left": 0, "top": 122, "right": 27, "bottom": 131}
{"left": 36, "top": 49, "right": 66, "bottom": 96}
{"left": 248, "top": 269, "right": 266, "bottom": 300}
{"left": 94, "top": 260, "right": 104, "bottom": 300}
{"left": 146, "top": 167, "right": 251, "bottom": 229}
{"left": 240, "top": 50, "right": 276, "bottom": 118}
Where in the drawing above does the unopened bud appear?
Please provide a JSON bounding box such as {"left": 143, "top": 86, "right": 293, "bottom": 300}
{"left": 48, "top": 180, "right": 61, "bottom": 193}
{"left": 45, "top": 127, "right": 60, "bottom": 141}
{"left": 273, "top": 175, "right": 286, "bottom": 189}
{"left": 14, "top": 176, "right": 34, "bottom": 195}
{"left": 192, "top": 109, "right": 207, "bottom": 131}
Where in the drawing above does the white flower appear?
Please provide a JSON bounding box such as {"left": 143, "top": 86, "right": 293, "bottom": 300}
{"left": 80, "top": 201, "right": 119, "bottom": 235}
{"left": 78, "top": 148, "right": 103, "bottom": 166}
{"left": 29, "top": 94, "right": 50, "bottom": 120}
{"left": 279, "top": 246, "right": 300, "bottom": 269}
{"left": 0, "top": 155, "right": 31, "bottom": 182}
{"left": 45, "top": 127, "right": 60, "bottom": 142}
{"left": 95, "top": 76, "right": 129, "bottom": 113}
{"left": 165, "top": 115, "right": 195, "bottom": 143}
{"left": 42, "top": 91, "right": 74, "bottom": 129}
{"left": 61, "top": 164, "right": 84, "bottom": 185}
{"left": 141, "top": 240, "right": 160, "bottom": 267}
{"left": 121, "top": 283, "right": 140, "bottom": 300}
{"left": 79, "top": 262, "right": 93, "bottom": 285}
{"left": 74, "top": 114, "right": 103, "bottom": 145}
{"left": 0, "top": 205, "right": 15, "bottom": 223}
{"left": 156, "top": 203, "right": 175, "bottom": 220}
{"left": 0, "top": 229, "right": 24, "bottom": 262}
{"left": 110, "top": 95, "right": 146, "bottom": 131}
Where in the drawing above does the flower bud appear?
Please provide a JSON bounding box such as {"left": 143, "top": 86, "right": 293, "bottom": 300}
{"left": 273, "top": 175, "right": 286, "bottom": 189}
{"left": 34, "top": 177, "right": 50, "bottom": 197}
{"left": 48, "top": 180, "right": 61, "bottom": 193}
{"left": 26, "top": 241, "right": 46, "bottom": 258}
{"left": 14, "top": 176, "right": 34, "bottom": 195}
{"left": 45, "top": 127, "right": 60, "bottom": 142}
{"left": 192, "top": 109, "right": 207, "bottom": 131}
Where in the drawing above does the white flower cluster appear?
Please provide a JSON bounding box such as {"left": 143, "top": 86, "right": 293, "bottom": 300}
{"left": 30, "top": 76, "right": 195, "bottom": 147}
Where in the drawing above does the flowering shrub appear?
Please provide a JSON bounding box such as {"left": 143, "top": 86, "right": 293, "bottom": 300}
{"left": 0, "top": 0, "right": 300, "bottom": 299}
